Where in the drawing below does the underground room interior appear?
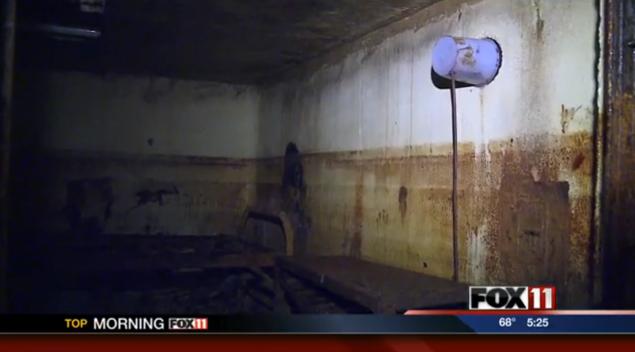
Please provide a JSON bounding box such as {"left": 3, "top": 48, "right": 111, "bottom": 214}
{"left": 0, "top": 0, "right": 634, "bottom": 314}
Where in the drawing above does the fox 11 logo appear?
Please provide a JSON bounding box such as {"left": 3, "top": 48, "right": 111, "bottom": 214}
{"left": 469, "top": 286, "right": 556, "bottom": 310}
{"left": 168, "top": 318, "right": 208, "bottom": 330}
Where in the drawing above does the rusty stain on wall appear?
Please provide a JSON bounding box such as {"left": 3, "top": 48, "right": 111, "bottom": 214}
{"left": 295, "top": 131, "right": 593, "bottom": 306}
{"left": 572, "top": 153, "right": 585, "bottom": 170}
{"left": 488, "top": 152, "right": 570, "bottom": 287}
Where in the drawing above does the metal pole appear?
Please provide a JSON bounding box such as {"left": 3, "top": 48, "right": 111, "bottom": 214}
{"left": 0, "top": 0, "right": 16, "bottom": 313}
{"left": 450, "top": 78, "right": 459, "bottom": 282}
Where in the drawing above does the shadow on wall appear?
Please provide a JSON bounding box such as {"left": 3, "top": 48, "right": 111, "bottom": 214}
{"left": 281, "top": 142, "right": 310, "bottom": 255}
{"left": 247, "top": 141, "right": 311, "bottom": 255}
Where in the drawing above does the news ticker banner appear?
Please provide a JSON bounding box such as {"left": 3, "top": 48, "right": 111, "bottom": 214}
{"left": 2, "top": 312, "right": 635, "bottom": 333}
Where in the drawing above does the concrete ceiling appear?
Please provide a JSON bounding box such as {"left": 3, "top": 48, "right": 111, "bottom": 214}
{"left": 17, "top": 0, "right": 440, "bottom": 84}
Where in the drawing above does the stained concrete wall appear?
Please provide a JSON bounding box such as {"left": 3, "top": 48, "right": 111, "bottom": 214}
{"left": 260, "top": 0, "right": 599, "bottom": 306}
{"left": 11, "top": 70, "right": 282, "bottom": 237}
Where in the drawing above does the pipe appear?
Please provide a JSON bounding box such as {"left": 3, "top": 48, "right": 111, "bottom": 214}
{"left": 22, "top": 23, "right": 101, "bottom": 39}
{"left": 589, "top": 0, "right": 606, "bottom": 307}
{"left": 0, "top": 0, "right": 16, "bottom": 313}
{"left": 450, "top": 78, "right": 459, "bottom": 282}
{"left": 431, "top": 35, "right": 502, "bottom": 282}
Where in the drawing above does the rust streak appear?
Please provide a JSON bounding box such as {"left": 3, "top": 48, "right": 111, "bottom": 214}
{"left": 398, "top": 186, "right": 408, "bottom": 223}
{"left": 572, "top": 153, "right": 585, "bottom": 171}
{"left": 351, "top": 170, "right": 364, "bottom": 258}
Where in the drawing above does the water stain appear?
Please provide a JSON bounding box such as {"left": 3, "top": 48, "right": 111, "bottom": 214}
{"left": 533, "top": 0, "right": 544, "bottom": 41}
{"left": 351, "top": 171, "right": 364, "bottom": 258}
{"left": 398, "top": 186, "right": 408, "bottom": 223}
{"left": 376, "top": 209, "right": 389, "bottom": 226}
{"left": 561, "top": 104, "right": 581, "bottom": 134}
{"left": 133, "top": 185, "right": 179, "bottom": 209}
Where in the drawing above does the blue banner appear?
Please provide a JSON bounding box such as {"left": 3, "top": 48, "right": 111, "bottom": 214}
{"left": 459, "top": 314, "right": 635, "bottom": 333}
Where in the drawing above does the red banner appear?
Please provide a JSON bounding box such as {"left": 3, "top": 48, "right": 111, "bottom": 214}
{"left": 1, "top": 336, "right": 634, "bottom": 352}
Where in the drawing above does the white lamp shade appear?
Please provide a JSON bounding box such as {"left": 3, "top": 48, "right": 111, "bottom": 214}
{"left": 432, "top": 36, "right": 501, "bottom": 86}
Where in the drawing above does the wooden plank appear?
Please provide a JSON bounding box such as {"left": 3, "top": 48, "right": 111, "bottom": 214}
{"left": 277, "top": 256, "right": 468, "bottom": 313}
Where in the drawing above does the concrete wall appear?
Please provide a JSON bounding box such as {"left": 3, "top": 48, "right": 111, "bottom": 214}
{"left": 15, "top": 71, "right": 270, "bottom": 158}
{"left": 11, "top": 71, "right": 282, "bottom": 237}
{"left": 261, "top": 0, "right": 599, "bottom": 306}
